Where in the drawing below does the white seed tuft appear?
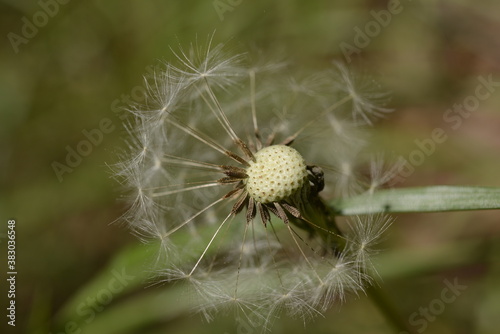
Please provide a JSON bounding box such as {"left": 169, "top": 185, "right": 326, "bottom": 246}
{"left": 245, "top": 145, "right": 308, "bottom": 203}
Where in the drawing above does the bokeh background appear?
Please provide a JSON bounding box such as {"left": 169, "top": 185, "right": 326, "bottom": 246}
{"left": 1, "top": 0, "right": 500, "bottom": 333}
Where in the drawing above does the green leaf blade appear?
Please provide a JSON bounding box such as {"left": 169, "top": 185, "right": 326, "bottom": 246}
{"left": 332, "top": 186, "right": 500, "bottom": 215}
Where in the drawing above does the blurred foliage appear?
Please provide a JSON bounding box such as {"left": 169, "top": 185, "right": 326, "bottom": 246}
{"left": 1, "top": 0, "right": 500, "bottom": 333}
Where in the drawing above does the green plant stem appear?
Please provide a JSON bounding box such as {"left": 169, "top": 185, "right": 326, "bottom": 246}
{"left": 332, "top": 186, "right": 500, "bottom": 216}
{"left": 366, "top": 284, "right": 414, "bottom": 333}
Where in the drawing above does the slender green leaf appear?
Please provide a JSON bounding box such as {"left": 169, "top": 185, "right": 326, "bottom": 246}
{"left": 78, "top": 286, "right": 192, "bottom": 334}
{"left": 54, "top": 241, "right": 159, "bottom": 324}
{"left": 332, "top": 186, "right": 500, "bottom": 215}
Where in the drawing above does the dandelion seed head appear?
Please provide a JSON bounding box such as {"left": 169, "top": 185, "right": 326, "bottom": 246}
{"left": 115, "top": 36, "right": 395, "bottom": 329}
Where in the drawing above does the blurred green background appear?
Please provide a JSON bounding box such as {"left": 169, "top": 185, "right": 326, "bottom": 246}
{"left": 1, "top": 0, "right": 500, "bottom": 333}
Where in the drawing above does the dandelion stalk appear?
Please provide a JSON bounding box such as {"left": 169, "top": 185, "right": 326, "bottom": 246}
{"left": 366, "top": 284, "right": 414, "bottom": 333}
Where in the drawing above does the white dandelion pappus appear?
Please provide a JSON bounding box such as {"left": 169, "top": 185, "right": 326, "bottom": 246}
{"left": 116, "top": 36, "right": 393, "bottom": 328}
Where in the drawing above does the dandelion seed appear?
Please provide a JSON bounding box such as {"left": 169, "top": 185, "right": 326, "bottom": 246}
{"left": 331, "top": 61, "right": 393, "bottom": 125}
{"left": 115, "top": 36, "right": 394, "bottom": 329}
{"left": 366, "top": 153, "right": 400, "bottom": 193}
